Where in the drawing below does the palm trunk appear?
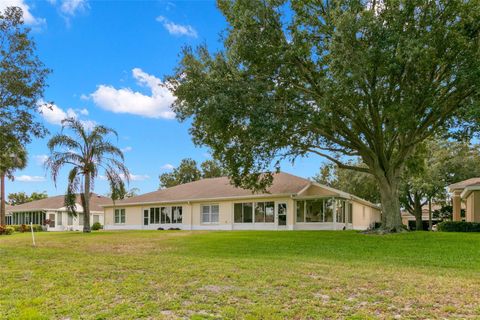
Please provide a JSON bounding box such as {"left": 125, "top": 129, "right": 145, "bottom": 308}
{"left": 377, "top": 174, "right": 403, "bottom": 232}
{"left": 0, "top": 173, "right": 5, "bottom": 225}
{"left": 82, "top": 174, "right": 91, "bottom": 233}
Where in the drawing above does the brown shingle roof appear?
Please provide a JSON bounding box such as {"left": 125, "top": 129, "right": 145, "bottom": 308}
{"left": 448, "top": 177, "right": 480, "bottom": 191}
{"left": 108, "top": 172, "right": 311, "bottom": 206}
{"left": 6, "top": 193, "right": 113, "bottom": 213}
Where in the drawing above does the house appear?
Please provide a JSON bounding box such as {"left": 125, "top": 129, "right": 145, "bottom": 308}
{"left": 102, "top": 172, "right": 381, "bottom": 231}
{"left": 401, "top": 203, "right": 442, "bottom": 229}
{"left": 449, "top": 178, "right": 480, "bottom": 222}
{"left": 6, "top": 194, "right": 112, "bottom": 231}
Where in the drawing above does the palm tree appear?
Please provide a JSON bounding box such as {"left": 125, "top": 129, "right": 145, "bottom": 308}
{"left": 0, "top": 138, "right": 27, "bottom": 225}
{"left": 46, "top": 118, "right": 129, "bottom": 233}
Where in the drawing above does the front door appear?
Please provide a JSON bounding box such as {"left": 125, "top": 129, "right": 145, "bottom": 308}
{"left": 48, "top": 213, "right": 56, "bottom": 228}
{"left": 277, "top": 203, "right": 287, "bottom": 227}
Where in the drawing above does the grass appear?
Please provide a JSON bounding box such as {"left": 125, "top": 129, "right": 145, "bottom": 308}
{"left": 1, "top": 230, "right": 480, "bottom": 319}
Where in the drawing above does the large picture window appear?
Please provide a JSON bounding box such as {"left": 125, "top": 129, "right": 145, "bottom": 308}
{"left": 114, "top": 209, "right": 125, "bottom": 224}
{"left": 146, "top": 206, "right": 182, "bottom": 224}
{"left": 296, "top": 199, "right": 348, "bottom": 223}
{"left": 235, "top": 202, "right": 274, "bottom": 223}
{"left": 201, "top": 204, "right": 219, "bottom": 224}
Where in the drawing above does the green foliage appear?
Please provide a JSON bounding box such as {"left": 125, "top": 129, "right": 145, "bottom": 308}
{"left": 313, "top": 161, "right": 380, "bottom": 203}
{"left": 169, "top": 0, "right": 480, "bottom": 230}
{"left": 159, "top": 158, "right": 226, "bottom": 188}
{"left": 0, "top": 225, "right": 14, "bottom": 235}
{"left": 46, "top": 118, "right": 129, "bottom": 232}
{"left": 91, "top": 222, "right": 103, "bottom": 231}
{"left": 9, "top": 224, "right": 43, "bottom": 232}
{"left": 437, "top": 221, "right": 480, "bottom": 232}
{"left": 0, "top": 6, "right": 50, "bottom": 145}
{"left": 8, "top": 191, "right": 48, "bottom": 205}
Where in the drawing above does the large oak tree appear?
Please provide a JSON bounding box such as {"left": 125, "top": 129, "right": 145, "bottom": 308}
{"left": 169, "top": 0, "right": 480, "bottom": 231}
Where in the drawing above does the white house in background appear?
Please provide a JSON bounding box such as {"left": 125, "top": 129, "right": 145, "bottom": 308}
{"left": 6, "top": 194, "right": 112, "bottom": 231}
{"left": 102, "top": 172, "right": 381, "bottom": 231}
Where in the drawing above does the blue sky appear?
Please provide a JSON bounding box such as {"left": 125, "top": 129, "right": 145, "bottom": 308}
{"left": 3, "top": 0, "right": 326, "bottom": 197}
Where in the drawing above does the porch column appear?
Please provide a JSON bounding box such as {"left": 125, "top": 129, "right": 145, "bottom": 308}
{"left": 452, "top": 193, "right": 461, "bottom": 221}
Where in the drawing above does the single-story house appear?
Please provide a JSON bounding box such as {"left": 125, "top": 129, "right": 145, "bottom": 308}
{"left": 401, "top": 203, "right": 442, "bottom": 229}
{"left": 449, "top": 178, "right": 480, "bottom": 222}
{"left": 6, "top": 194, "right": 112, "bottom": 231}
{"left": 102, "top": 172, "right": 381, "bottom": 231}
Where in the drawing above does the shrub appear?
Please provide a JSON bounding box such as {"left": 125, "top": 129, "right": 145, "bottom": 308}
{"left": 157, "top": 227, "right": 164, "bottom": 230}
{"left": 91, "top": 222, "right": 103, "bottom": 231}
{"left": 0, "top": 225, "right": 14, "bottom": 235}
{"left": 7, "top": 224, "right": 43, "bottom": 232}
{"left": 437, "top": 221, "right": 480, "bottom": 232}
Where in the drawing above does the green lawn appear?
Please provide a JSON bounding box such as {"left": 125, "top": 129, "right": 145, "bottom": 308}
{"left": 1, "top": 231, "right": 480, "bottom": 319}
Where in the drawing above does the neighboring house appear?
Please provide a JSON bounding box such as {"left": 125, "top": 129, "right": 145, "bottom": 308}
{"left": 6, "top": 194, "right": 112, "bottom": 231}
{"left": 449, "top": 178, "right": 480, "bottom": 222}
{"left": 401, "top": 203, "right": 442, "bottom": 229}
{"left": 102, "top": 172, "right": 381, "bottom": 231}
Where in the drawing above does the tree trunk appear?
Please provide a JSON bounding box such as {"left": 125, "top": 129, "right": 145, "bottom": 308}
{"left": 414, "top": 203, "right": 423, "bottom": 231}
{"left": 82, "top": 174, "right": 91, "bottom": 233}
{"left": 377, "top": 176, "right": 403, "bottom": 232}
{"left": 0, "top": 173, "right": 5, "bottom": 225}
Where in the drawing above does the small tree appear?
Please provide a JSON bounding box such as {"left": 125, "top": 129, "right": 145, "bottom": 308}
{"left": 169, "top": 0, "right": 480, "bottom": 231}
{"left": 46, "top": 119, "right": 129, "bottom": 233}
{"left": 159, "top": 158, "right": 201, "bottom": 189}
{"left": 201, "top": 159, "right": 227, "bottom": 179}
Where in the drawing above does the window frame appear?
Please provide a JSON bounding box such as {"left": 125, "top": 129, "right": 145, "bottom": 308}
{"left": 114, "top": 208, "right": 126, "bottom": 224}
{"left": 201, "top": 204, "right": 219, "bottom": 224}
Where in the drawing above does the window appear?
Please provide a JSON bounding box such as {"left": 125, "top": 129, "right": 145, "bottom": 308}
{"left": 67, "top": 214, "right": 73, "bottom": 225}
{"left": 172, "top": 206, "right": 182, "bottom": 223}
{"left": 234, "top": 203, "right": 253, "bottom": 223}
{"left": 144, "top": 210, "right": 149, "bottom": 225}
{"left": 255, "top": 202, "right": 275, "bottom": 223}
{"left": 93, "top": 215, "right": 100, "bottom": 224}
{"left": 114, "top": 209, "right": 126, "bottom": 224}
{"left": 201, "top": 205, "right": 219, "bottom": 224}
{"left": 6, "top": 215, "right": 12, "bottom": 225}
{"left": 296, "top": 199, "right": 347, "bottom": 223}
{"left": 348, "top": 203, "right": 353, "bottom": 224}
{"left": 147, "top": 206, "right": 182, "bottom": 224}
{"left": 57, "top": 212, "right": 63, "bottom": 226}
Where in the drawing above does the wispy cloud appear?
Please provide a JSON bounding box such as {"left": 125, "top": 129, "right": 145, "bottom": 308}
{"left": 161, "top": 163, "right": 174, "bottom": 170}
{"left": 121, "top": 146, "right": 133, "bottom": 153}
{"left": 38, "top": 100, "right": 96, "bottom": 129}
{"left": 59, "top": 0, "right": 88, "bottom": 16}
{"left": 15, "top": 175, "right": 46, "bottom": 182}
{"left": 156, "top": 16, "right": 197, "bottom": 38}
{"left": 33, "top": 154, "right": 48, "bottom": 165}
{"left": 100, "top": 173, "right": 150, "bottom": 182}
{"left": 90, "top": 68, "right": 175, "bottom": 119}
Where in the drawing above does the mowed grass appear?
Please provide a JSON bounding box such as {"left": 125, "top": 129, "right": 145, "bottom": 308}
{"left": 1, "top": 231, "right": 480, "bottom": 319}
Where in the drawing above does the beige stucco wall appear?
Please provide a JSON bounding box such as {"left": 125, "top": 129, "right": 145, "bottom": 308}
{"left": 351, "top": 201, "right": 380, "bottom": 230}
{"left": 465, "top": 191, "right": 480, "bottom": 222}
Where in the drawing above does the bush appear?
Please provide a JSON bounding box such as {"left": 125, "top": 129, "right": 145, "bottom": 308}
{"left": 437, "top": 221, "right": 480, "bottom": 232}
{"left": 157, "top": 227, "right": 164, "bottom": 230}
{"left": 0, "top": 225, "right": 14, "bottom": 235}
{"left": 91, "top": 222, "right": 103, "bottom": 231}
{"left": 8, "top": 224, "right": 43, "bottom": 232}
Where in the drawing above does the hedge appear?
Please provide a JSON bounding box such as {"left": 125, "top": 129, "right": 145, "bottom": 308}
{"left": 437, "top": 221, "right": 480, "bottom": 232}
{"left": 9, "top": 224, "right": 44, "bottom": 232}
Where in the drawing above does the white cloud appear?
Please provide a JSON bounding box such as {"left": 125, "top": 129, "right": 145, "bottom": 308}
{"left": 15, "top": 175, "right": 46, "bottom": 182}
{"left": 0, "top": 0, "right": 46, "bottom": 28}
{"left": 90, "top": 68, "right": 176, "bottom": 119}
{"left": 38, "top": 101, "right": 72, "bottom": 125}
{"left": 156, "top": 16, "right": 197, "bottom": 38}
{"left": 33, "top": 154, "right": 48, "bottom": 165}
{"left": 38, "top": 100, "right": 96, "bottom": 130}
{"left": 59, "top": 0, "right": 88, "bottom": 16}
{"left": 121, "top": 146, "right": 132, "bottom": 153}
{"left": 80, "top": 94, "right": 89, "bottom": 100}
{"left": 161, "top": 163, "right": 174, "bottom": 170}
